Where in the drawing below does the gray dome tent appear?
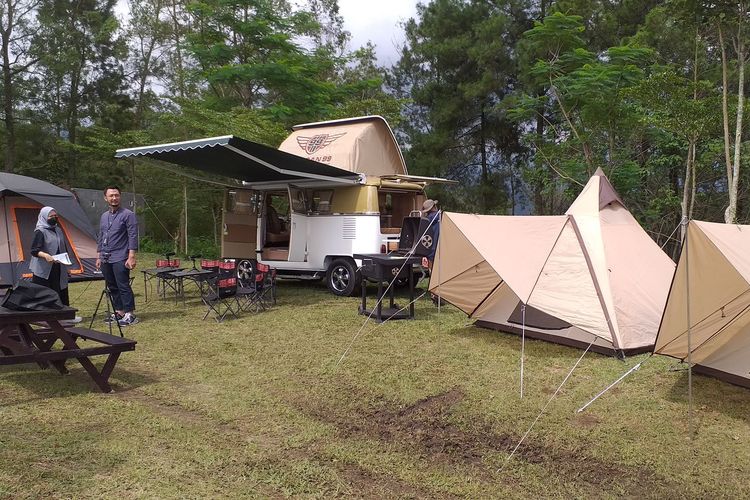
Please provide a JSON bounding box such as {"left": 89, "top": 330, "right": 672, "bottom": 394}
{"left": 0, "top": 173, "right": 100, "bottom": 286}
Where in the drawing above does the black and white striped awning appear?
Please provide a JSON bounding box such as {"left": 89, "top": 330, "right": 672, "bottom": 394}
{"left": 115, "top": 135, "right": 361, "bottom": 185}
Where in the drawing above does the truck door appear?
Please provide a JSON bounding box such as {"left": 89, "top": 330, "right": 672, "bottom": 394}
{"left": 221, "top": 189, "right": 258, "bottom": 259}
{"left": 288, "top": 185, "right": 308, "bottom": 262}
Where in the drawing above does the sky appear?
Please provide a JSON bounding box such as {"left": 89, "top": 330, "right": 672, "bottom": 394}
{"left": 336, "top": 0, "right": 420, "bottom": 66}
{"left": 115, "top": 0, "right": 421, "bottom": 66}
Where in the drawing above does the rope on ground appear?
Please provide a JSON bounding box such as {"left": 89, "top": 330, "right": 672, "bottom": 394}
{"left": 576, "top": 355, "right": 650, "bottom": 413}
{"left": 498, "top": 337, "right": 594, "bottom": 473}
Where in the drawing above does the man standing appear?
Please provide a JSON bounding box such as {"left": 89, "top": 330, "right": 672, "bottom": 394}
{"left": 96, "top": 185, "right": 139, "bottom": 326}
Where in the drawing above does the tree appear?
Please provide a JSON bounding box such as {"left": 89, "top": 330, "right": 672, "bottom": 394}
{"left": 32, "top": 0, "right": 129, "bottom": 184}
{"left": 0, "top": 0, "right": 41, "bottom": 172}
{"left": 391, "top": 0, "right": 531, "bottom": 213}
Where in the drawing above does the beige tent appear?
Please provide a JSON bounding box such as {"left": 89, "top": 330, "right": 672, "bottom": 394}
{"left": 278, "top": 115, "right": 408, "bottom": 177}
{"left": 429, "top": 169, "right": 676, "bottom": 355}
{"left": 655, "top": 220, "right": 750, "bottom": 388}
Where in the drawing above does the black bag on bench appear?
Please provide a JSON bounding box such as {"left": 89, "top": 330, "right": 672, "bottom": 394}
{"left": 2, "top": 281, "right": 64, "bottom": 311}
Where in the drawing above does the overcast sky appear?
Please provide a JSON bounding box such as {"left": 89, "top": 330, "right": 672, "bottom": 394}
{"left": 116, "top": 0, "right": 420, "bottom": 66}
{"left": 337, "top": 0, "right": 420, "bottom": 66}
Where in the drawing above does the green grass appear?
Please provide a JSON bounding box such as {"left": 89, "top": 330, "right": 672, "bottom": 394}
{"left": 1, "top": 254, "right": 748, "bottom": 498}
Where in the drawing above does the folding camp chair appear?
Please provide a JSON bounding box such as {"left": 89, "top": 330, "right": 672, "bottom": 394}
{"left": 236, "top": 262, "right": 275, "bottom": 312}
{"left": 201, "top": 260, "right": 240, "bottom": 322}
{"left": 257, "top": 263, "right": 276, "bottom": 308}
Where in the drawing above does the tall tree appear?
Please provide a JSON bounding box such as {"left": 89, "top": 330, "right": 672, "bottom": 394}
{"left": 32, "top": 0, "right": 129, "bottom": 184}
{"left": 0, "top": 0, "right": 40, "bottom": 172}
{"left": 391, "top": 0, "right": 531, "bottom": 213}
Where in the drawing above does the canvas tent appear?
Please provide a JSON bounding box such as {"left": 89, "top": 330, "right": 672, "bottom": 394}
{"left": 0, "top": 173, "right": 99, "bottom": 286}
{"left": 429, "top": 169, "right": 676, "bottom": 355}
{"left": 654, "top": 220, "right": 750, "bottom": 388}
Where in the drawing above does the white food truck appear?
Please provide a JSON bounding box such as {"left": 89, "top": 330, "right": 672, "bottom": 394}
{"left": 116, "top": 116, "right": 452, "bottom": 295}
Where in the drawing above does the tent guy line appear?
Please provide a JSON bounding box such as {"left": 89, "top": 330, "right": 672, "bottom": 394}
{"left": 336, "top": 211, "right": 440, "bottom": 369}
{"left": 499, "top": 336, "right": 595, "bottom": 473}
{"left": 576, "top": 357, "right": 648, "bottom": 413}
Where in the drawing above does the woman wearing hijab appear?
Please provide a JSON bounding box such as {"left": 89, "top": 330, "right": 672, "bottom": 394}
{"left": 29, "top": 206, "right": 70, "bottom": 305}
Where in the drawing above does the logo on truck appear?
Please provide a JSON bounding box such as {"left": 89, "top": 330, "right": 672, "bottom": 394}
{"left": 296, "top": 133, "right": 346, "bottom": 154}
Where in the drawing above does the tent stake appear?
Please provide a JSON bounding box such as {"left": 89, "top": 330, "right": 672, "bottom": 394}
{"left": 500, "top": 338, "right": 593, "bottom": 473}
{"left": 577, "top": 357, "right": 648, "bottom": 413}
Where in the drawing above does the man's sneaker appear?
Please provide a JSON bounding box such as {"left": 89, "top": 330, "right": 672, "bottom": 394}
{"left": 118, "top": 313, "right": 139, "bottom": 326}
{"left": 103, "top": 312, "right": 122, "bottom": 324}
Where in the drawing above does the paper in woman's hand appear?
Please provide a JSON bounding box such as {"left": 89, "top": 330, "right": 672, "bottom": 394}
{"left": 52, "top": 252, "right": 72, "bottom": 266}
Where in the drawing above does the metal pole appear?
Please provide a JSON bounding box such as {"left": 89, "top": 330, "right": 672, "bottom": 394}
{"left": 521, "top": 304, "right": 526, "bottom": 399}
{"left": 183, "top": 181, "right": 188, "bottom": 255}
{"left": 131, "top": 159, "right": 139, "bottom": 240}
{"left": 684, "top": 218, "right": 693, "bottom": 437}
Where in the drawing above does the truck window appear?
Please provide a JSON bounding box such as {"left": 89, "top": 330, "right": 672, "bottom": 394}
{"left": 227, "top": 190, "right": 254, "bottom": 215}
{"left": 311, "top": 190, "right": 333, "bottom": 214}
{"left": 290, "top": 186, "right": 308, "bottom": 214}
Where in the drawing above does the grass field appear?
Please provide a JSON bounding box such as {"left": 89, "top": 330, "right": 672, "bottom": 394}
{"left": 1, "top": 256, "right": 749, "bottom": 498}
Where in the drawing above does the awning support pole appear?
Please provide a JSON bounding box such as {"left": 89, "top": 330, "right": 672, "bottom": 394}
{"left": 520, "top": 304, "right": 526, "bottom": 399}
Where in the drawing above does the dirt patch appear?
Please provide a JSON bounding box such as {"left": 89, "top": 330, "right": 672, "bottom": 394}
{"left": 297, "top": 385, "right": 678, "bottom": 497}
{"left": 335, "top": 460, "right": 449, "bottom": 499}
{"left": 573, "top": 413, "right": 601, "bottom": 428}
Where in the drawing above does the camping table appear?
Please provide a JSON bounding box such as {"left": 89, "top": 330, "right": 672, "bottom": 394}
{"left": 354, "top": 253, "right": 421, "bottom": 322}
{"left": 141, "top": 266, "right": 182, "bottom": 301}
{"left": 170, "top": 268, "right": 218, "bottom": 303}
{"left": 0, "top": 306, "right": 136, "bottom": 392}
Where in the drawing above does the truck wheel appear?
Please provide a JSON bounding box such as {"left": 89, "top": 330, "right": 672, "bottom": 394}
{"left": 326, "top": 258, "right": 360, "bottom": 296}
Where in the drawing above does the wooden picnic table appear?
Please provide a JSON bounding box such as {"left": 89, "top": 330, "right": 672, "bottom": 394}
{"left": 0, "top": 306, "right": 136, "bottom": 393}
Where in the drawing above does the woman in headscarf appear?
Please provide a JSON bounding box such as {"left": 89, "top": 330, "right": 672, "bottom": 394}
{"left": 29, "top": 206, "right": 70, "bottom": 305}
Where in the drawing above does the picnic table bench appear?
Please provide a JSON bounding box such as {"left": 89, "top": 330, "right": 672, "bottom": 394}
{"left": 0, "top": 306, "right": 136, "bottom": 393}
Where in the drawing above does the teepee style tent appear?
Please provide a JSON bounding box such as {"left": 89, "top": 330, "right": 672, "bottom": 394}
{"left": 429, "top": 169, "right": 676, "bottom": 356}
{"left": 0, "top": 173, "right": 100, "bottom": 286}
{"left": 655, "top": 221, "right": 750, "bottom": 388}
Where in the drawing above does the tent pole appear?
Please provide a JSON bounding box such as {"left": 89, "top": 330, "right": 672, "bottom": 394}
{"left": 131, "top": 159, "right": 139, "bottom": 240}
{"left": 437, "top": 212, "right": 441, "bottom": 325}
{"left": 684, "top": 217, "right": 693, "bottom": 437}
{"left": 2, "top": 197, "right": 16, "bottom": 283}
{"left": 520, "top": 304, "right": 526, "bottom": 399}
{"left": 183, "top": 181, "right": 188, "bottom": 255}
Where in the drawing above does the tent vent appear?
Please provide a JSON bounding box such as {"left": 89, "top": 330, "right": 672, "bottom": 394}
{"left": 343, "top": 217, "right": 356, "bottom": 239}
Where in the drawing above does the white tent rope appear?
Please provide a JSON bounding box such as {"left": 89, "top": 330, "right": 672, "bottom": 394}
{"left": 659, "top": 221, "right": 683, "bottom": 250}
{"left": 576, "top": 356, "right": 650, "bottom": 413}
{"left": 520, "top": 304, "right": 526, "bottom": 399}
{"left": 336, "top": 211, "right": 440, "bottom": 368}
{"left": 498, "top": 338, "right": 594, "bottom": 473}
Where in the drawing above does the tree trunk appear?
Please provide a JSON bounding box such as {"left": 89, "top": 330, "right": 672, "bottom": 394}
{"left": 681, "top": 137, "right": 694, "bottom": 241}
{"left": 726, "top": 13, "right": 745, "bottom": 224}
{"left": 170, "top": 0, "right": 186, "bottom": 98}
{"left": 1, "top": 0, "right": 15, "bottom": 172}
{"left": 550, "top": 85, "right": 595, "bottom": 174}
{"left": 719, "top": 24, "right": 733, "bottom": 192}
{"left": 479, "top": 108, "right": 489, "bottom": 212}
